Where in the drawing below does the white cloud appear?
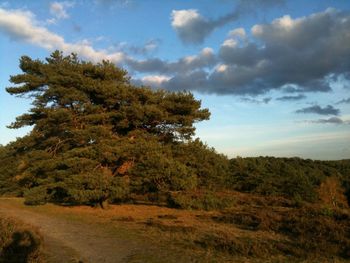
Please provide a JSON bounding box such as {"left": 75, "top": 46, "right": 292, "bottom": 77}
{"left": 141, "top": 75, "right": 170, "bottom": 87}
{"left": 49, "top": 1, "right": 73, "bottom": 19}
{"left": 183, "top": 55, "right": 196, "bottom": 64}
{"left": 215, "top": 64, "right": 228, "bottom": 73}
{"left": 221, "top": 28, "right": 245, "bottom": 50}
{"left": 134, "top": 8, "right": 350, "bottom": 96}
{"left": 274, "top": 15, "right": 296, "bottom": 29}
{"left": 183, "top": 47, "right": 214, "bottom": 65}
{"left": 201, "top": 47, "right": 214, "bottom": 56}
{"left": 2, "top": 6, "right": 349, "bottom": 98}
{"left": 171, "top": 9, "right": 211, "bottom": 44}
{"left": 143, "top": 40, "right": 158, "bottom": 52}
{"left": 46, "top": 18, "right": 57, "bottom": 25}
{"left": 171, "top": 1, "right": 283, "bottom": 45}
{"left": 0, "top": 7, "right": 126, "bottom": 64}
{"left": 213, "top": 8, "right": 350, "bottom": 95}
{"left": 250, "top": 25, "right": 261, "bottom": 36}
{"left": 228, "top": 27, "right": 246, "bottom": 39}
{"left": 126, "top": 47, "right": 216, "bottom": 74}
{"left": 171, "top": 9, "right": 201, "bottom": 27}
{"left": 222, "top": 38, "right": 237, "bottom": 48}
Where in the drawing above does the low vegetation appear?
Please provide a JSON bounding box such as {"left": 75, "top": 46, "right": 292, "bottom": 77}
{"left": 0, "top": 216, "right": 45, "bottom": 263}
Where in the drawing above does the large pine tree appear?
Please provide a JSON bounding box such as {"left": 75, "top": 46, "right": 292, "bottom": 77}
{"left": 6, "top": 51, "right": 228, "bottom": 206}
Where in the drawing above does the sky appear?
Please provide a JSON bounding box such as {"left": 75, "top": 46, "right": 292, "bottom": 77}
{"left": 0, "top": 0, "right": 350, "bottom": 160}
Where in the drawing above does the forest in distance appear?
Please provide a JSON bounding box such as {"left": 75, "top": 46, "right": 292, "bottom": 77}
{"left": 1, "top": 51, "right": 350, "bottom": 262}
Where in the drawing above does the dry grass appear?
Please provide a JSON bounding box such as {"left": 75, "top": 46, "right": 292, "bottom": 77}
{"left": 318, "top": 176, "right": 349, "bottom": 209}
{"left": 1, "top": 195, "right": 350, "bottom": 262}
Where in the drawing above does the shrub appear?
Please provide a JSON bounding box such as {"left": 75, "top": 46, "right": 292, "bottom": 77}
{"left": 317, "top": 176, "right": 349, "bottom": 208}
{"left": 167, "top": 191, "right": 235, "bottom": 210}
{"left": 212, "top": 205, "right": 350, "bottom": 259}
{"left": 228, "top": 157, "right": 325, "bottom": 202}
{"left": 171, "top": 139, "right": 230, "bottom": 190}
{"left": 23, "top": 187, "right": 48, "bottom": 206}
{"left": 0, "top": 216, "right": 45, "bottom": 263}
{"left": 195, "top": 231, "right": 280, "bottom": 257}
{"left": 109, "top": 177, "right": 130, "bottom": 203}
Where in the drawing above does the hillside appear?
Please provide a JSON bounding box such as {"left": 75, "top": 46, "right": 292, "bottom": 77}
{"left": 0, "top": 52, "right": 350, "bottom": 262}
{"left": 1, "top": 184, "right": 349, "bottom": 263}
{"left": 1, "top": 157, "right": 350, "bottom": 262}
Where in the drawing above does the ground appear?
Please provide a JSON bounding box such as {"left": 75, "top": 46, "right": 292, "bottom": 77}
{"left": 1, "top": 197, "right": 349, "bottom": 263}
{"left": 0, "top": 198, "right": 207, "bottom": 263}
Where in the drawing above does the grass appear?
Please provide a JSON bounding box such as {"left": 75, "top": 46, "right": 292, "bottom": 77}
{"left": 1, "top": 195, "right": 350, "bottom": 263}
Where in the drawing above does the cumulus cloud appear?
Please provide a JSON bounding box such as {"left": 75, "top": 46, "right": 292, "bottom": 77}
{"left": 140, "top": 75, "right": 171, "bottom": 88}
{"left": 211, "top": 8, "right": 350, "bottom": 95}
{"left": 0, "top": 7, "right": 125, "bottom": 64}
{"left": 49, "top": 1, "right": 73, "bottom": 20}
{"left": 127, "top": 47, "right": 216, "bottom": 74}
{"left": 308, "top": 117, "right": 350, "bottom": 125}
{"left": 171, "top": 0, "right": 283, "bottom": 44}
{"left": 149, "top": 8, "right": 350, "bottom": 95}
{"left": 228, "top": 27, "right": 246, "bottom": 39}
{"left": 171, "top": 9, "right": 212, "bottom": 45}
{"left": 0, "top": 6, "right": 201, "bottom": 111}
{"left": 276, "top": 94, "right": 306, "bottom": 101}
{"left": 2, "top": 6, "right": 350, "bottom": 98}
{"left": 161, "top": 70, "right": 209, "bottom": 92}
{"left": 295, "top": 105, "right": 340, "bottom": 115}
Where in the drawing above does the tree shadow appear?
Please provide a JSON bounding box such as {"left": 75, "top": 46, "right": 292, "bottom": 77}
{"left": 0, "top": 230, "right": 41, "bottom": 263}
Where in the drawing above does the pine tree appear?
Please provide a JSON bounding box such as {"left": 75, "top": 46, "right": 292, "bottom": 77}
{"left": 6, "top": 51, "right": 212, "bottom": 206}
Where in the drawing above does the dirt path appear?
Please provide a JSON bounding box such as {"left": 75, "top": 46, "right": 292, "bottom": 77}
{"left": 0, "top": 201, "right": 154, "bottom": 263}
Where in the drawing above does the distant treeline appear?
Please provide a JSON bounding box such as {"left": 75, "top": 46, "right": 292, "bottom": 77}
{"left": 229, "top": 156, "right": 350, "bottom": 203}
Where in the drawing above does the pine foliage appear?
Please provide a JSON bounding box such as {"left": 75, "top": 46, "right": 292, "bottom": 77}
{"left": 5, "top": 51, "right": 214, "bottom": 206}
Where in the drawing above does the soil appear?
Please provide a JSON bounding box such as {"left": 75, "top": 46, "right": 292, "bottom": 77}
{"left": 0, "top": 200, "right": 161, "bottom": 263}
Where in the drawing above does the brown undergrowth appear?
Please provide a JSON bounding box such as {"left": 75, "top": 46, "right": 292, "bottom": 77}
{"left": 2, "top": 186, "right": 350, "bottom": 263}
{"left": 0, "top": 216, "right": 45, "bottom": 263}
{"left": 33, "top": 200, "right": 350, "bottom": 262}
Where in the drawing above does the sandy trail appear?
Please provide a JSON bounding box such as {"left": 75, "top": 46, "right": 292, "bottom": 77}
{"left": 0, "top": 201, "right": 149, "bottom": 263}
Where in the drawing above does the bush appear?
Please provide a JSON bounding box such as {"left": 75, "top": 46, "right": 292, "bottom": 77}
{"left": 167, "top": 191, "right": 235, "bottom": 210}
{"left": 276, "top": 206, "right": 350, "bottom": 258}
{"left": 196, "top": 231, "right": 280, "bottom": 257}
{"left": 0, "top": 216, "right": 45, "bottom": 263}
{"left": 211, "top": 205, "right": 350, "bottom": 259}
{"left": 124, "top": 136, "right": 200, "bottom": 194}
{"left": 24, "top": 187, "right": 48, "bottom": 206}
{"left": 228, "top": 157, "right": 325, "bottom": 202}
{"left": 109, "top": 177, "right": 130, "bottom": 203}
{"left": 171, "top": 139, "right": 230, "bottom": 190}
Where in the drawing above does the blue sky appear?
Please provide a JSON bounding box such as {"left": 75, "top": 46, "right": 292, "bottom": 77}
{"left": 0, "top": 0, "right": 349, "bottom": 160}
